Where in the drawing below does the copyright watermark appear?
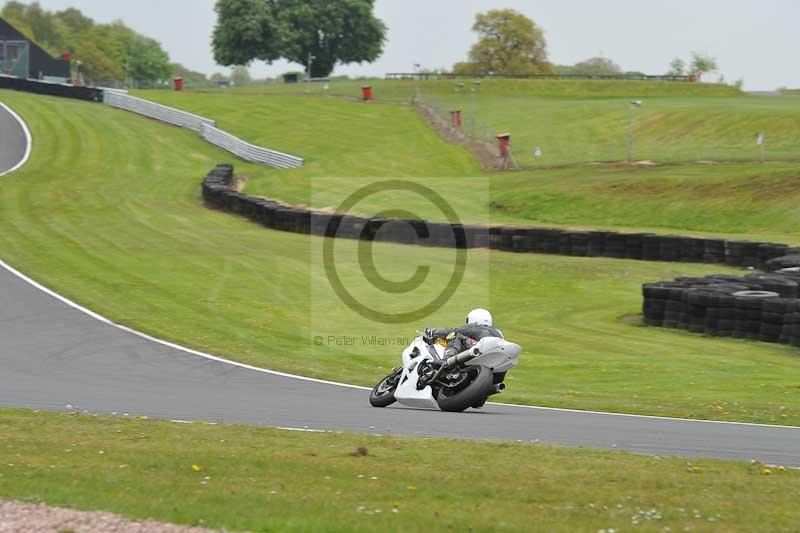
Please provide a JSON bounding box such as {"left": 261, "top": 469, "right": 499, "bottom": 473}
{"left": 309, "top": 177, "right": 489, "bottom": 348}
{"left": 313, "top": 335, "right": 411, "bottom": 347}
{"left": 322, "top": 180, "right": 467, "bottom": 324}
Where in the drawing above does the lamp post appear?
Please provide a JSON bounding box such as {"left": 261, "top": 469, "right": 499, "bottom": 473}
{"left": 470, "top": 80, "right": 481, "bottom": 136}
{"left": 627, "top": 100, "right": 643, "bottom": 163}
{"left": 413, "top": 63, "right": 421, "bottom": 104}
{"left": 306, "top": 52, "right": 315, "bottom": 93}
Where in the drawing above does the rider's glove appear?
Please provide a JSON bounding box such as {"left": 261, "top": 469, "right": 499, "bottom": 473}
{"left": 423, "top": 328, "right": 436, "bottom": 344}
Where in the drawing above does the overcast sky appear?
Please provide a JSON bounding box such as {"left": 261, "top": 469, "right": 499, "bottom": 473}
{"left": 15, "top": 0, "right": 800, "bottom": 89}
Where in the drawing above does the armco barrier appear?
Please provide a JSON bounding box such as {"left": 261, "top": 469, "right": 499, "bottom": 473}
{"left": 0, "top": 75, "right": 103, "bottom": 102}
{"left": 107, "top": 92, "right": 304, "bottom": 169}
{"left": 201, "top": 124, "right": 303, "bottom": 169}
{"left": 106, "top": 91, "right": 215, "bottom": 133}
{"left": 202, "top": 164, "right": 800, "bottom": 266}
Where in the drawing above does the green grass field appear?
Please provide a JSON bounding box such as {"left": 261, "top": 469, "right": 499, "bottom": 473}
{"left": 141, "top": 89, "right": 800, "bottom": 244}
{"left": 2, "top": 90, "right": 800, "bottom": 425}
{"left": 2, "top": 410, "right": 798, "bottom": 532}
{"left": 191, "top": 78, "right": 800, "bottom": 167}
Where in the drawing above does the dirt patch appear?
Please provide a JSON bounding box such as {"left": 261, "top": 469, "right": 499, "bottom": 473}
{"left": 0, "top": 500, "right": 217, "bottom": 532}
{"left": 415, "top": 103, "right": 504, "bottom": 171}
{"left": 231, "top": 173, "right": 252, "bottom": 193}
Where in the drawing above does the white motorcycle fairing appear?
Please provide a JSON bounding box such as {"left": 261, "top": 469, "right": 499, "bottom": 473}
{"left": 393, "top": 337, "right": 441, "bottom": 409}
{"left": 465, "top": 337, "right": 522, "bottom": 374}
{"left": 392, "top": 336, "right": 523, "bottom": 410}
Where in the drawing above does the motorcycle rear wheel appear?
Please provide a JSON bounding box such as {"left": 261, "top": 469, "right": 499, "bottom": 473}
{"left": 370, "top": 369, "right": 402, "bottom": 408}
{"left": 436, "top": 366, "right": 493, "bottom": 413}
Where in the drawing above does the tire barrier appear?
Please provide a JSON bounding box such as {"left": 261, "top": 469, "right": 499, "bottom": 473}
{"left": 204, "top": 165, "right": 799, "bottom": 268}
{"left": 0, "top": 74, "right": 103, "bottom": 102}
{"left": 643, "top": 271, "right": 800, "bottom": 346}
{"left": 107, "top": 92, "right": 304, "bottom": 169}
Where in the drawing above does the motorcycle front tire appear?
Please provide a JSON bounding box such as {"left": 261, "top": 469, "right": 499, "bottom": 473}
{"left": 369, "top": 369, "right": 402, "bottom": 408}
{"left": 436, "top": 366, "right": 493, "bottom": 413}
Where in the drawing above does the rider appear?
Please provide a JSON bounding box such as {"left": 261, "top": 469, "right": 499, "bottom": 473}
{"left": 423, "top": 308, "right": 503, "bottom": 359}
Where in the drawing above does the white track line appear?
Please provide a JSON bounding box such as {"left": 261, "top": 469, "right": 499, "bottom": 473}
{"left": 1, "top": 99, "right": 799, "bottom": 434}
{"left": 0, "top": 100, "right": 31, "bottom": 177}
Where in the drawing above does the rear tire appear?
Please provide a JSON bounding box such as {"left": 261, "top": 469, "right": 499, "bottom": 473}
{"left": 370, "top": 369, "right": 402, "bottom": 408}
{"left": 436, "top": 366, "right": 493, "bottom": 413}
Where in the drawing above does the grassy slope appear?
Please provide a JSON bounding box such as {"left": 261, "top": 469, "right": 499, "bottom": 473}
{"left": 430, "top": 94, "right": 800, "bottom": 166}
{"left": 142, "top": 89, "right": 800, "bottom": 244}
{"left": 1, "top": 410, "right": 799, "bottom": 532}
{"left": 203, "top": 79, "right": 787, "bottom": 167}
{"left": 1, "top": 90, "right": 800, "bottom": 423}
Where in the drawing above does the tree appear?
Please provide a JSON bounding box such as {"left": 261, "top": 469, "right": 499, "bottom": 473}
{"left": 76, "top": 28, "right": 124, "bottom": 81}
{"left": 690, "top": 52, "right": 718, "bottom": 81}
{"left": 572, "top": 57, "right": 622, "bottom": 76}
{"left": 278, "top": 0, "right": 386, "bottom": 78}
{"left": 459, "top": 9, "right": 551, "bottom": 75}
{"left": 212, "top": 0, "right": 283, "bottom": 66}
{"left": 127, "top": 34, "right": 173, "bottom": 84}
{"left": 230, "top": 65, "right": 252, "bottom": 85}
{"left": 0, "top": 2, "right": 172, "bottom": 85}
{"left": 212, "top": 0, "right": 385, "bottom": 77}
{"left": 667, "top": 57, "right": 686, "bottom": 76}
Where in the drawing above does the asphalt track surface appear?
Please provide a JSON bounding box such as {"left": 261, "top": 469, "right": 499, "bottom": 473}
{"left": 2, "top": 102, "right": 800, "bottom": 467}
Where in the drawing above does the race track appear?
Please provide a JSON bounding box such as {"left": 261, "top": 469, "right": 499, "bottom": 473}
{"left": 2, "top": 101, "right": 800, "bottom": 467}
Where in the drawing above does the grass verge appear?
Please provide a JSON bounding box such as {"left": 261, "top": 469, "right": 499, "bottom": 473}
{"left": 1, "top": 410, "right": 798, "bottom": 532}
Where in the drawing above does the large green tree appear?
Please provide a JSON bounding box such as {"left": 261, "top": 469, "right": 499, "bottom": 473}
{"left": 212, "top": 0, "right": 386, "bottom": 78}
{"left": 456, "top": 9, "right": 551, "bottom": 75}
{"left": 212, "top": 0, "right": 283, "bottom": 66}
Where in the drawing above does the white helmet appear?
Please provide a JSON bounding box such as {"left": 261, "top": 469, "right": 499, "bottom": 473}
{"left": 466, "top": 308, "right": 493, "bottom": 327}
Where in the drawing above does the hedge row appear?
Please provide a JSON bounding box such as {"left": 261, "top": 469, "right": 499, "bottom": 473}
{"left": 202, "top": 164, "right": 798, "bottom": 267}
{"left": 0, "top": 75, "right": 103, "bottom": 102}
{"left": 643, "top": 270, "right": 800, "bottom": 345}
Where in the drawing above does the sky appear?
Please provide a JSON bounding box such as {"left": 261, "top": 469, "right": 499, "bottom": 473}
{"left": 13, "top": 0, "right": 800, "bottom": 90}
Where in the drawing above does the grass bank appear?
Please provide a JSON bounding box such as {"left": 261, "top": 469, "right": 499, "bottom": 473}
{"left": 1, "top": 410, "right": 798, "bottom": 532}
{"left": 141, "top": 90, "right": 800, "bottom": 243}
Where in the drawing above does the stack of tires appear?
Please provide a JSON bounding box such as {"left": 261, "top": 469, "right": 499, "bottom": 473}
{"left": 643, "top": 270, "right": 800, "bottom": 347}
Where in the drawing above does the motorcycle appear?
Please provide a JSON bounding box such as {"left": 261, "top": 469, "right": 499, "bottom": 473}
{"left": 369, "top": 333, "right": 522, "bottom": 412}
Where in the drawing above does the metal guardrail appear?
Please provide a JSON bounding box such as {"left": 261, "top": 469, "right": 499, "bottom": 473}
{"left": 105, "top": 92, "right": 303, "bottom": 168}
{"left": 201, "top": 124, "right": 304, "bottom": 169}
{"left": 106, "top": 92, "right": 216, "bottom": 133}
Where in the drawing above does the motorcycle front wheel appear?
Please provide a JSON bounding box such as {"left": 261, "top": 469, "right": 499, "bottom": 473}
{"left": 369, "top": 369, "right": 402, "bottom": 408}
{"left": 436, "top": 366, "right": 493, "bottom": 413}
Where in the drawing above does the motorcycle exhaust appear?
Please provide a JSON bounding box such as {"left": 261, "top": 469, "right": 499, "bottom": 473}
{"left": 488, "top": 383, "right": 506, "bottom": 396}
{"left": 443, "top": 348, "right": 481, "bottom": 369}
